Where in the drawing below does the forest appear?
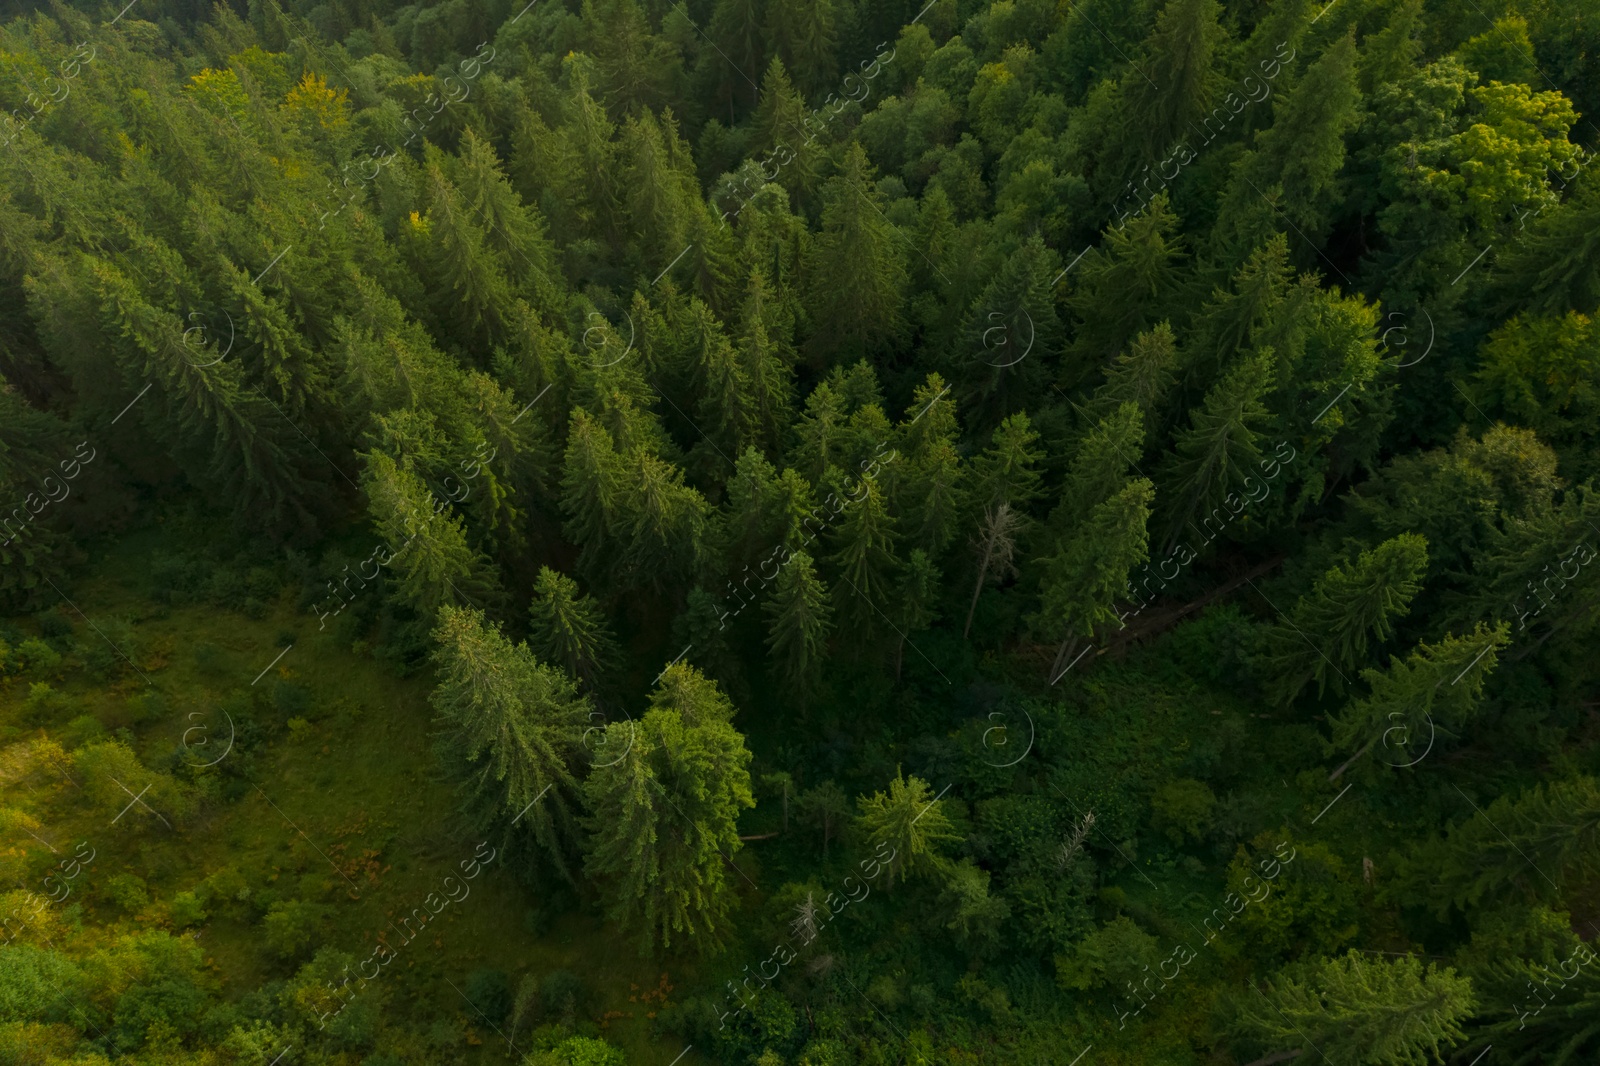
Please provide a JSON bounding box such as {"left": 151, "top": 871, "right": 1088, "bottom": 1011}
{"left": 0, "top": 0, "right": 1598, "bottom": 1062}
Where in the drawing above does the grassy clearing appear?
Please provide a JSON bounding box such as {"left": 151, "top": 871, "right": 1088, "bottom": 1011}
{"left": 0, "top": 532, "right": 706, "bottom": 1064}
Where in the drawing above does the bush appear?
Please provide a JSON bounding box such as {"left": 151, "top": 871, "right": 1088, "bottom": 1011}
{"left": 1151, "top": 778, "right": 1217, "bottom": 844}
{"left": 62, "top": 714, "right": 106, "bottom": 749}
{"left": 73, "top": 740, "right": 194, "bottom": 825}
{"left": 23, "top": 683, "right": 69, "bottom": 721}
{"left": 104, "top": 874, "right": 151, "bottom": 913}
{"left": 15, "top": 639, "right": 61, "bottom": 678}
{"left": 271, "top": 680, "right": 309, "bottom": 717}
{"left": 168, "top": 890, "right": 207, "bottom": 929}
{"left": 33, "top": 610, "right": 72, "bottom": 640}
{"left": 125, "top": 690, "right": 166, "bottom": 725}
{"left": 542, "top": 970, "right": 583, "bottom": 1020}
{"left": 84, "top": 618, "right": 138, "bottom": 679}
{"left": 465, "top": 968, "right": 510, "bottom": 1025}
{"left": 1054, "top": 916, "right": 1162, "bottom": 991}
{"left": 262, "top": 899, "right": 327, "bottom": 960}
{"left": 525, "top": 1035, "right": 626, "bottom": 1066}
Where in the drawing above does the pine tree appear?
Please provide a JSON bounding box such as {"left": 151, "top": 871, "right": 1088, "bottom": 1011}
{"left": 581, "top": 663, "right": 754, "bottom": 951}
{"left": 1037, "top": 478, "right": 1155, "bottom": 681}
{"left": 1259, "top": 533, "right": 1430, "bottom": 705}
{"left": 763, "top": 550, "right": 833, "bottom": 700}
{"left": 803, "top": 145, "right": 908, "bottom": 366}
{"left": 855, "top": 768, "right": 959, "bottom": 888}
{"left": 430, "top": 606, "right": 589, "bottom": 884}
{"left": 527, "top": 567, "right": 620, "bottom": 690}
{"left": 1228, "top": 952, "right": 1474, "bottom": 1066}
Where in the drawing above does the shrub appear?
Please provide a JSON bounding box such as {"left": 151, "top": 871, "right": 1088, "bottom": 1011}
{"left": 104, "top": 874, "right": 151, "bottom": 913}
{"left": 16, "top": 640, "right": 61, "bottom": 678}
{"left": 1151, "top": 778, "right": 1218, "bottom": 844}
{"left": 542, "top": 970, "right": 583, "bottom": 1020}
{"left": 465, "top": 967, "right": 510, "bottom": 1025}
{"left": 73, "top": 740, "right": 194, "bottom": 825}
{"left": 168, "top": 891, "right": 207, "bottom": 929}
{"left": 262, "top": 899, "right": 327, "bottom": 960}
{"left": 33, "top": 610, "right": 72, "bottom": 640}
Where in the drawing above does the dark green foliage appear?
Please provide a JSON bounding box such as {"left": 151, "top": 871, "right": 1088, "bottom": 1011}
{"left": 1, "top": 3, "right": 1596, "bottom": 1063}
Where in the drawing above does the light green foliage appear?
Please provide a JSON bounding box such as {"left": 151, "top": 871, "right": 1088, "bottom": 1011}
{"left": 1228, "top": 951, "right": 1474, "bottom": 1066}
{"left": 854, "top": 768, "right": 958, "bottom": 887}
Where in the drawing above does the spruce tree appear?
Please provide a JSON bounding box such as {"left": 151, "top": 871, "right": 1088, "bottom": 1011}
{"left": 763, "top": 550, "right": 833, "bottom": 700}
{"left": 855, "top": 768, "right": 959, "bottom": 888}
{"left": 1050, "top": 402, "right": 1146, "bottom": 543}
{"left": 894, "top": 548, "right": 941, "bottom": 680}
{"left": 969, "top": 413, "right": 1046, "bottom": 516}
{"left": 560, "top": 409, "right": 624, "bottom": 580}
{"left": 1259, "top": 533, "right": 1430, "bottom": 705}
{"left": 527, "top": 566, "right": 620, "bottom": 691}
{"left": 363, "top": 451, "right": 498, "bottom": 619}
{"left": 1161, "top": 349, "right": 1274, "bottom": 550}
{"left": 828, "top": 478, "right": 900, "bottom": 641}
{"left": 1065, "top": 194, "right": 1187, "bottom": 379}
{"left": 1328, "top": 622, "right": 1508, "bottom": 779}
{"left": 581, "top": 663, "right": 754, "bottom": 952}
{"left": 1037, "top": 478, "right": 1155, "bottom": 681}
{"left": 954, "top": 235, "right": 1063, "bottom": 428}
{"left": 803, "top": 145, "right": 908, "bottom": 366}
{"left": 964, "top": 504, "right": 1024, "bottom": 641}
{"left": 1228, "top": 952, "right": 1474, "bottom": 1066}
{"left": 765, "top": 0, "right": 837, "bottom": 98}
{"left": 1212, "top": 35, "right": 1363, "bottom": 261}
{"left": 430, "top": 606, "right": 588, "bottom": 884}
{"left": 1423, "top": 776, "right": 1600, "bottom": 912}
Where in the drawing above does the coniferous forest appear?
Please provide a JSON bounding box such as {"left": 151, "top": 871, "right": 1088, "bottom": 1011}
{"left": 2, "top": 0, "right": 1600, "bottom": 1061}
